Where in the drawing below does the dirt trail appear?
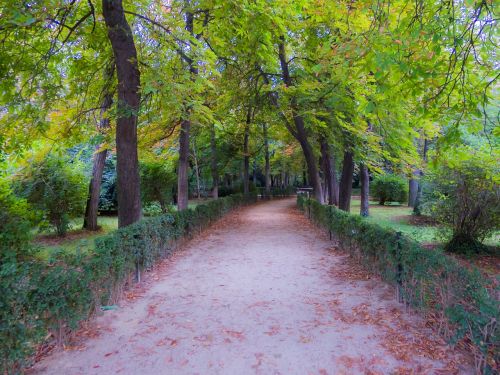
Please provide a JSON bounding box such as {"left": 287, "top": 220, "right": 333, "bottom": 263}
{"left": 32, "top": 199, "right": 471, "bottom": 375}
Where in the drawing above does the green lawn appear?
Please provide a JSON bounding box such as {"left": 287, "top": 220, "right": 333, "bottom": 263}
{"left": 350, "top": 197, "right": 439, "bottom": 244}
{"left": 350, "top": 196, "right": 499, "bottom": 247}
{"left": 35, "top": 199, "right": 214, "bottom": 258}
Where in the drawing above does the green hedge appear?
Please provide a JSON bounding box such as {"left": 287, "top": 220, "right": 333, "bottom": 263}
{"left": 297, "top": 196, "right": 499, "bottom": 374}
{"left": 0, "top": 193, "right": 257, "bottom": 373}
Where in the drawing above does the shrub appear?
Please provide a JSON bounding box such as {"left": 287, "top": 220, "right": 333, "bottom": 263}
{"left": 140, "top": 161, "right": 176, "bottom": 213}
{"left": 371, "top": 174, "right": 408, "bottom": 205}
{"left": 420, "top": 159, "right": 499, "bottom": 254}
{"left": 297, "top": 196, "right": 499, "bottom": 374}
{"left": 14, "top": 154, "right": 87, "bottom": 236}
{"left": 0, "top": 193, "right": 257, "bottom": 373}
{"left": 0, "top": 178, "right": 36, "bottom": 262}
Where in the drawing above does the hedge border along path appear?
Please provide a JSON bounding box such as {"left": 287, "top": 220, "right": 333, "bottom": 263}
{"left": 0, "top": 193, "right": 257, "bottom": 374}
{"left": 297, "top": 195, "right": 499, "bottom": 374}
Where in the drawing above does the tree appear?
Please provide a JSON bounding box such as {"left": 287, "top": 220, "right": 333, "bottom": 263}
{"left": 360, "top": 164, "right": 370, "bottom": 217}
{"left": 102, "top": 0, "right": 142, "bottom": 227}
{"left": 83, "top": 62, "right": 115, "bottom": 231}
{"left": 422, "top": 148, "right": 499, "bottom": 253}
{"left": 14, "top": 154, "right": 87, "bottom": 236}
{"left": 371, "top": 175, "right": 408, "bottom": 206}
{"left": 140, "top": 161, "right": 175, "bottom": 213}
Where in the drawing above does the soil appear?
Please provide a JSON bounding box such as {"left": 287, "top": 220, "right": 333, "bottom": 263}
{"left": 30, "top": 198, "right": 472, "bottom": 375}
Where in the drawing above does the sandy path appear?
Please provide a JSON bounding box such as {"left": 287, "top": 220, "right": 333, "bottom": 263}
{"left": 32, "top": 199, "right": 470, "bottom": 375}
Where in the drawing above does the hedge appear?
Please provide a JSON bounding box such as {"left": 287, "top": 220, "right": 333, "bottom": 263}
{"left": 297, "top": 195, "right": 499, "bottom": 374}
{"left": 0, "top": 193, "right": 257, "bottom": 373}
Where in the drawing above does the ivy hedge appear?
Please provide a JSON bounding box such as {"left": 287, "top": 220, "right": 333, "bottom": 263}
{"left": 1, "top": 193, "right": 257, "bottom": 373}
{"left": 297, "top": 195, "right": 499, "bottom": 374}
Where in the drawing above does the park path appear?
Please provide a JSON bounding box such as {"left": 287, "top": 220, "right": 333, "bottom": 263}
{"left": 32, "top": 199, "right": 470, "bottom": 375}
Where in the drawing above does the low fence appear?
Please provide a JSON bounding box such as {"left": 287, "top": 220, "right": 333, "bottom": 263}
{"left": 297, "top": 195, "right": 499, "bottom": 374}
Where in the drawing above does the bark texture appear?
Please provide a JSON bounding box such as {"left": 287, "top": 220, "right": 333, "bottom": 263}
{"left": 338, "top": 150, "right": 354, "bottom": 212}
{"left": 360, "top": 163, "right": 370, "bottom": 217}
{"left": 177, "top": 119, "right": 191, "bottom": 210}
{"left": 210, "top": 123, "right": 218, "bottom": 199}
{"left": 319, "top": 137, "right": 337, "bottom": 205}
{"left": 102, "top": 0, "right": 141, "bottom": 227}
{"left": 408, "top": 176, "right": 419, "bottom": 207}
{"left": 263, "top": 123, "right": 271, "bottom": 198}
{"left": 83, "top": 64, "right": 114, "bottom": 231}
{"left": 177, "top": 8, "right": 199, "bottom": 210}
{"left": 243, "top": 107, "right": 251, "bottom": 196}
{"left": 277, "top": 38, "right": 323, "bottom": 203}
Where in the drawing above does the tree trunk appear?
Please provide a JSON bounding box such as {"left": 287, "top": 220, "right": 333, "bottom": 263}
{"left": 102, "top": 0, "right": 141, "bottom": 228}
{"left": 210, "top": 123, "right": 218, "bottom": 199}
{"left": 177, "top": 8, "right": 198, "bottom": 211}
{"left": 408, "top": 175, "right": 419, "bottom": 207}
{"left": 294, "top": 117, "right": 323, "bottom": 203}
{"left": 338, "top": 150, "right": 354, "bottom": 212}
{"left": 331, "top": 154, "right": 339, "bottom": 206}
{"left": 277, "top": 38, "right": 323, "bottom": 203}
{"left": 360, "top": 163, "right": 370, "bottom": 217}
{"left": 192, "top": 139, "right": 201, "bottom": 199}
{"left": 320, "top": 137, "right": 336, "bottom": 205}
{"left": 252, "top": 159, "right": 257, "bottom": 188}
{"left": 414, "top": 139, "right": 429, "bottom": 215}
{"left": 177, "top": 119, "right": 190, "bottom": 210}
{"left": 243, "top": 107, "right": 251, "bottom": 196}
{"left": 263, "top": 123, "right": 271, "bottom": 198}
{"left": 83, "top": 64, "right": 114, "bottom": 231}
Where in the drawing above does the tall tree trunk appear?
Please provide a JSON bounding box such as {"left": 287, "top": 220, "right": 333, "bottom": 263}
{"left": 277, "top": 38, "right": 323, "bottom": 203}
{"left": 331, "top": 154, "right": 339, "bottom": 205}
{"left": 252, "top": 159, "right": 257, "bottom": 188}
{"left": 102, "top": 0, "right": 141, "bottom": 228}
{"left": 360, "top": 163, "right": 370, "bottom": 217}
{"left": 243, "top": 107, "right": 251, "bottom": 196}
{"left": 192, "top": 139, "right": 201, "bottom": 199}
{"left": 408, "top": 174, "right": 419, "bottom": 207}
{"left": 263, "top": 123, "right": 271, "bottom": 197}
{"left": 414, "top": 139, "right": 429, "bottom": 215}
{"left": 83, "top": 64, "right": 114, "bottom": 231}
{"left": 177, "top": 119, "right": 190, "bottom": 210}
{"left": 320, "top": 137, "right": 336, "bottom": 205}
{"left": 210, "top": 123, "right": 218, "bottom": 199}
{"left": 294, "top": 117, "right": 323, "bottom": 203}
{"left": 338, "top": 150, "right": 354, "bottom": 212}
{"left": 177, "top": 8, "right": 198, "bottom": 210}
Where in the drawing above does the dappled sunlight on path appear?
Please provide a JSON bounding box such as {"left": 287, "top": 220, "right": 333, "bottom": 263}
{"left": 32, "top": 199, "right": 471, "bottom": 375}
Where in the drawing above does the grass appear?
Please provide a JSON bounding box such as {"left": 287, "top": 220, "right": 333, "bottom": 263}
{"left": 350, "top": 196, "right": 499, "bottom": 248}
{"left": 34, "top": 199, "right": 214, "bottom": 258}
{"left": 350, "top": 197, "right": 439, "bottom": 244}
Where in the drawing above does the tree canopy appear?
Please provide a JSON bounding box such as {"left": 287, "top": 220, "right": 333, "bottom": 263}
{"left": 0, "top": 0, "right": 497, "bottom": 224}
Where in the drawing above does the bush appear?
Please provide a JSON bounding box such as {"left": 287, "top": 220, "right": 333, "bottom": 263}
{"left": 0, "top": 193, "right": 257, "bottom": 373}
{"left": 297, "top": 196, "right": 499, "bottom": 374}
{"left": 420, "top": 159, "right": 499, "bottom": 254}
{"left": 0, "top": 179, "right": 36, "bottom": 262}
{"left": 14, "top": 154, "right": 87, "bottom": 236}
{"left": 140, "top": 161, "right": 176, "bottom": 213}
{"left": 371, "top": 174, "right": 408, "bottom": 205}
